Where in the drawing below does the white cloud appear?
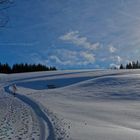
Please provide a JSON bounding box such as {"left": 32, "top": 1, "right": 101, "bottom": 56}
{"left": 115, "top": 56, "right": 122, "bottom": 63}
{"left": 110, "top": 63, "right": 120, "bottom": 69}
{"left": 110, "top": 55, "right": 122, "bottom": 63}
{"left": 50, "top": 55, "right": 72, "bottom": 65}
{"left": 80, "top": 51, "right": 95, "bottom": 63}
{"left": 56, "top": 49, "right": 78, "bottom": 61}
{"left": 109, "top": 45, "right": 117, "bottom": 53}
{"left": 59, "top": 31, "right": 100, "bottom": 50}
{"left": 47, "top": 49, "right": 96, "bottom": 66}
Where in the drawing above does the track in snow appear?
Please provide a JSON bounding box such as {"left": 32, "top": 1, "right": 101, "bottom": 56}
{"left": 4, "top": 86, "right": 56, "bottom": 140}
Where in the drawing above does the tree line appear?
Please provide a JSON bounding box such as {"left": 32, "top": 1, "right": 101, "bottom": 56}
{"left": 0, "top": 63, "right": 57, "bottom": 74}
{"left": 120, "top": 60, "right": 140, "bottom": 69}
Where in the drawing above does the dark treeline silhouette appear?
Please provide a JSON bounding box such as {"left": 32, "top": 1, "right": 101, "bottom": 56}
{"left": 120, "top": 60, "right": 140, "bottom": 69}
{"left": 0, "top": 63, "right": 57, "bottom": 74}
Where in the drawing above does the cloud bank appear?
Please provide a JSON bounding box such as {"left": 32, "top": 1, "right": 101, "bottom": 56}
{"left": 59, "top": 31, "right": 100, "bottom": 51}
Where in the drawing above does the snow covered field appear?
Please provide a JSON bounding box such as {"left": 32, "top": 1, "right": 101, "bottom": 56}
{"left": 1, "top": 70, "right": 140, "bottom": 140}
{"left": 0, "top": 88, "right": 41, "bottom": 140}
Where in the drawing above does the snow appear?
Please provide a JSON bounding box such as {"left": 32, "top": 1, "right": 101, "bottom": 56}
{"left": 1, "top": 69, "right": 140, "bottom": 139}
{"left": 0, "top": 89, "right": 41, "bottom": 140}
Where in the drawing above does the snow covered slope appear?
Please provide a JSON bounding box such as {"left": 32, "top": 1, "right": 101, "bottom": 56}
{"left": 1, "top": 69, "right": 140, "bottom": 140}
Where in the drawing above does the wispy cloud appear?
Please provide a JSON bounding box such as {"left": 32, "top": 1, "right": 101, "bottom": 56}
{"left": 115, "top": 56, "right": 122, "bottom": 63}
{"left": 0, "top": 41, "right": 39, "bottom": 46}
{"left": 80, "top": 51, "right": 95, "bottom": 63}
{"left": 119, "top": 10, "right": 140, "bottom": 21}
{"left": 59, "top": 31, "right": 100, "bottom": 50}
{"left": 110, "top": 63, "right": 120, "bottom": 69}
{"left": 111, "top": 55, "right": 122, "bottom": 63}
{"left": 49, "top": 55, "right": 72, "bottom": 65}
{"left": 29, "top": 53, "right": 46, "bottom": 64}
{"left": 40, "top": 49, "right": 96, "bottom": 67}
{"left": 109, "top": 45, "right": 117, "bottom": 53}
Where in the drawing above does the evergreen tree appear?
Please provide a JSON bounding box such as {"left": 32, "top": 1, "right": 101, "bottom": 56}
{"left": 136, "top": 60, "right": 139, "bottom": 69}
{"left": 128, "top": 62, "right": 132, "bottom": 69}
{"left": 120, "top": 64, "right": 124, "bottom": 69}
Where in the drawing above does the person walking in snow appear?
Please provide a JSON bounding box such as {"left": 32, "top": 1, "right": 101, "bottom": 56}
{"left": 12, "top": 84, "right": 17, "bottom": 96}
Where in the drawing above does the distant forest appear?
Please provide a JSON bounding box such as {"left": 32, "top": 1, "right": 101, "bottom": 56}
{"left": 120, "top": 60, "right": 140, "bottom": 69}
{"left": 0, "top": 63, "right": 57, "bottom": 74}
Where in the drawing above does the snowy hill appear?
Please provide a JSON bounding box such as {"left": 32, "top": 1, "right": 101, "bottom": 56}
{"left": 1, "top": 69, "right": 140, "bottom": 139}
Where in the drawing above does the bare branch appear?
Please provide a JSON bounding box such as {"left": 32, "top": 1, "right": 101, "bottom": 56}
{"left": 0, "top": 0, "right": 14, "bottom": 27}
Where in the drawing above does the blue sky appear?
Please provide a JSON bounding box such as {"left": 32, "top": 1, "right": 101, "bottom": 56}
{"left": 0, "top": 0, "right": 140, "bottom": 69}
